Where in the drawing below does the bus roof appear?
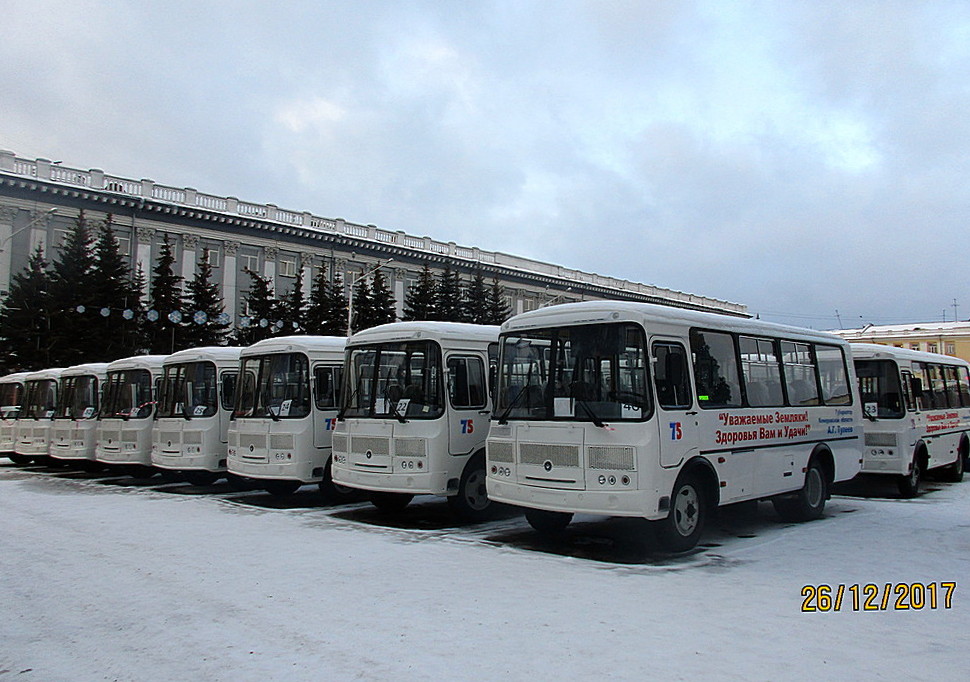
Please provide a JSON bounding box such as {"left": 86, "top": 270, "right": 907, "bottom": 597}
{"left": 240, "top": 335, "right": 347, "bottom": 357}
{"left": 61, "top": 362, "right": 112, "bottom": 379}
{"left": 0, "top": 371, "right": 31, "bottom": 385}
{"left": 347, "top": 321, "right": 500, "bottom": 347}
{"left": 848, "top": 342, "right": 970, "bottom": 366}
{"left": 501, "top": 301, "right": 847, "bottom": 346}
{"left": 163, "top": 346, "right": 242, "bottom": 365}
{"left": 105, "top": 355, "right": 169, "bottom": 372}
{"left": 23, "top": 368, "right": 67, "bottom": 381}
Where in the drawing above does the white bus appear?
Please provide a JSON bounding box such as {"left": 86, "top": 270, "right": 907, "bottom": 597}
{"left": 50, "top": 363, "right": 110, "bottom": 464}
{"left": 152, "top": 347, "right": 241, "bottom": 486}
{"left": 228, "top": 336, "right": 346, "bottom": 498}
{"left": 485, "top": 301, "right": 863, "bottom": 551}
{"left": 332, "top": 322, "right": 500, "bottom": 520}
{"left": 14, "top": 368, "right": 65, "bottom": 463}
{"left": 95, "top": 355, "right": 168, "bottom": 471}
{"left": 851, "top": 343, "right": 969, "bottom": 496}
{"left": 1, "top": 371, "right": 30, "bottom": 463}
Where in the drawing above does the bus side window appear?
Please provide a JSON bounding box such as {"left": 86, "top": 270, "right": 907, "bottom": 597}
{"left": 689, "top": 329, "right": 741, "bottom": 408}
{"left": 653, "top": 342, "right": 692, "bottom": 410}
{"left": 958, "top": 366, "right": 970, "bottom": 408}
{"left": 448, "top": 356, "right": 487, "bottom": 410}
{"left": 221, "top": 372, "right": 238, "bottom": 411}
{"left": 814, "top": 344, "right": 852, "bottom": 406}
{"left": 900, "top": 370, "right": 915, "bottom": 412}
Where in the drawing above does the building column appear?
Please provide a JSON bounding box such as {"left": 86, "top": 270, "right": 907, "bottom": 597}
{"left": 264, "top": 246, "right": 278, "bottom": 286}
{"left": 181, "top": 234, "right": 199, "bottom": 282}
{"left": 394, "top": 267, "right": 408, "bottom": 319}
{"left": 136, "top": 227, "right": 155, "bottom": 300}
{"left": 0, "top": 207, "right": 17, "bottom": 297}
{"left": 222, "top": 241, "right": 240, "bottom": 324}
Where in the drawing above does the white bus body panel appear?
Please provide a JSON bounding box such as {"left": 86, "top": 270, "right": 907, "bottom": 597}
{"left": 0, "top": 372, "right": 29, "bottom": 454}
{"left": 851, "top": 343, "right": 970, "bottom": 476}
{"left": 14, "top": 368, "right": 65, "bottom": 458}
{"left": 486, "top": 301, "right": 863, "bottom": 521}
{"left": 152, "top": 347, "right": 241, "bottom": 473}
{"left": 50, "top": 363, "right": 110, "bottom": 461}
{"left": 331, "top": 321, "right": 499, "bottom": 497}
{"left": 95, "top": 355, "right": 167, "bottom": 466}
{"left": 227, "top": 336, "right": 345, "bottom": 484}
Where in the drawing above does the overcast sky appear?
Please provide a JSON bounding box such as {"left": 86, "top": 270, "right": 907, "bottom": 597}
{"left": 3, "top": 1, "right": 968, "bottom": 328}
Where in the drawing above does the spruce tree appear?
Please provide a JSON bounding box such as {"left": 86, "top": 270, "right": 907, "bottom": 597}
{"left": 368, "top": 269, "right": 396, "bottom": 328}
{"left": 435, "top": 264, "right": 465, "bottom": 322}
{"left": 463, "top": 269, "right": 489, "bottom": 324}
{"left": 234, "top": 268, "right": 278, "bottom": 345}
{"left": 147, "top": 234, "right": 185, "bottom": 354}
{"left": 306, "top": 265, "right": 348, "bottom": 336}
{"left": 183, "top": 249, "right": 230, "bottom": 347}
{"left": 89, "top": 214, "right": 145, "bottom": 360}
{"left": 485, "top": 278, "right": 512, "bottom": 325}
{"left": 350, "top": 276, "right": 373, "bottom": 333}
{"left": 48, "top": 210, "right": 96, "bottom": 364}
{"left": 0, "top": 247, "right": 53, "bottom": 371}
{"left": 403, "top": 264, "right": 436, "bottom": 321}
{"left": 279, "top": 266, "right": 307, "bottom": 334}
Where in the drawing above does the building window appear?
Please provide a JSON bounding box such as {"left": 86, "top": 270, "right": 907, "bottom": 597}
{"left": 927, "top": 342, "right": 938, "bottom": 354}
{"left": 117, "top": 235, "right": 131, "bottom": 256}
{"left": 53, "top": 229, "right": 70, "bottom": 248}
{"left": 239, "top": 252, "right": 259, "bottom": 273}
{"left": 279, "top": 257, "right": 297, "bottom": 278}
{"left": 946, "top": 343, "right": 956, "bottom": 356}
{"left": 910, "top": 343, "right": 921, "bottom": 351}
{"left": 202, "top": 247, "right": 220, "bottom": 268}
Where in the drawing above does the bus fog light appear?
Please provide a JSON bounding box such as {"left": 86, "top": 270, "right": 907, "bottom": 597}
{"left": 621, "top": 475, "right": 630, "bottom": 485}
{"left": 417, "top": 461, "right": 423, "bottom": 469}
{"left": 491, "top": 465, "right": 497, "bottom": 474}
{"left": 608, "top": 476, "right": 616, "bottom": 485}
{"left": 598, "top": 475, "right": 606, "bottom": 485}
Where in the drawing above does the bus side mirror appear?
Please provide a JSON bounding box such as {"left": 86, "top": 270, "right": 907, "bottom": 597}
{"left": 910, "top": 377, "right": 923, "bottom": 397}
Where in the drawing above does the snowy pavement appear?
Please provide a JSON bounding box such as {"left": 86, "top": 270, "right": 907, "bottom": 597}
{"left": 1, "top": 460, "right": 967, "bottom": 681}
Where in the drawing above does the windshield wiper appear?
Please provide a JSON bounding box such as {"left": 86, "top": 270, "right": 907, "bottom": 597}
{"left": 384, "top": 388, "right": 407, "bottom": 423}
{"left": 574, "top": 398, "right": 608, "bottom": 429}
{"left": 496, "top": 386, "right": 529, "bottom": 425}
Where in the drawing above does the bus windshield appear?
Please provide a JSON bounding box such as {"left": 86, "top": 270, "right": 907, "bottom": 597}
{"left": 496, "top": 322, "right": 651, "bottom": 422}
{"left": 1, "top": 382, "right": 23, "bottom": 419}
{"left": 157, "top": 362, "right": 219, "bottom": 418}
{"left": 102, "top": 370, "right": 155, "bottom": 419}
{"left": 341, "top": 340, "right": 443, "bottom": 419}
{"left": 22, "top": 379, "right": 58, "bottom": 419}
{"left": 55, "top": 375, "right": 100, "bottom": 419}
{"left": 234, "top": 353, "right": 311, "bottom": 419}
{"left": 855, "top": 360, "right": 905, "bottom": 419}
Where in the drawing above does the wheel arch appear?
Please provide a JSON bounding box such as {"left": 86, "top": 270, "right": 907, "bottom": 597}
{"left": 810, "top": 444, "right": 835, "bottom": 487}
{"left": 682, "top": 455, "right": 720, "bottom": 510}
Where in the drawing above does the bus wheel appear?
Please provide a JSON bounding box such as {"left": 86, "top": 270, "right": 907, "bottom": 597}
{"left": 370, "top": 492, "right": 413, "bottom": 513}
{"left": 941, "top": 449, "right": 964, "bottom": 484}
{"left": 773, "top": 458, "right": 827, "bottom": 521}
{"left": 655, "top": 472, "right": 707, "bottom": 552}
{"left": 897, "top": 454, "right": 922, "bottom": 498}
{"left": 8, "top": 454, "right": 32, "bottom": 465}
{"left": 525, "top": 508, "right": 573, "bottom": 534}
{"left": 184, "top": 470, "right": 219, "bottom": 487}
{"left": 318, "top": 460, "right": 359, "bottom": 504}
{"left": 448, "top": 458, "right": 492, "bottom": 522}
{"left": 264, "top": 480, "right": 301, "bottom": 496}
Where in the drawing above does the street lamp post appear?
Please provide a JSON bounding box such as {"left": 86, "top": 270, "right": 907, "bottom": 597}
{"left": 0, "top": 208, "right": 57, "bottom": 254}
{"left": 347, "top": 258, "right": 393, "bottom": 336}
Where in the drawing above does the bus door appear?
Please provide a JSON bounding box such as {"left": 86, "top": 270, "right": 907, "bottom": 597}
{"left": 446, "top": 353, "right": 489, "bottom": 457}
{"left": 312, "top": 364, "right": 341, "bottom": 449}
{"left": 652, "top": 339, "right": 698, "bottom": 468}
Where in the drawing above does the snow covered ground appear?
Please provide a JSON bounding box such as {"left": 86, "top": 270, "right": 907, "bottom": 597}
{"left": 1, "top": 460, "right": 967, "bottom": 681}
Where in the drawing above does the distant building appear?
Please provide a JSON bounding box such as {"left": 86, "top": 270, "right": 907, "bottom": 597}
{"left": 833, "top": 321, "right": 970, "bottom": 364}
{"left": 0, "top": 150, "right": 746, "bottom": 328}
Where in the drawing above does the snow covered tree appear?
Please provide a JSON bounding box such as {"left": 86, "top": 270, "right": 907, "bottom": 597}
{"left": 368, "top": 269, "right": 396, "bottom": 328}
{"left": 463, "top": 269, "right": 490, "bottom": 325}
{"left": 279, "top": 266, "right": 308, "bottom": 334}
{"left": 234, "top": 268, "right": 279, "bottom": 345}
{"left": 47, "top": 210, "right": 97, "bottom": 364}
{"left": 403, "top": 264, "right": 436, "bottom": 321}
{"left": 349, "top": 275, "right": 373, "bottom": 333}
{"left": 88, "top": 214, "right": 146, "bottom": 360}
{"left": 182, "top": 249, "right": 230, "bottom": 348}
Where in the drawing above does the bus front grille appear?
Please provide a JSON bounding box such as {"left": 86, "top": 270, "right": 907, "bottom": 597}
{"left": 518, "top": 443, "right": 580, "bottom": 468}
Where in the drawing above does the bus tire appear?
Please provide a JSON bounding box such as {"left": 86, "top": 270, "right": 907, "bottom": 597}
{"left": 184, "top": 470, "right": 219, "bottom": 487}
{"left": 897, "top": 452, "right": 922, "bottom": 498}
{"left": 370, "top": 492, "right": 413, "bottom": 513}
{"left": 318, "top": 458, "right": 359, "bottom": 504}
{"left": 447, "top": 455, "right": 492, "bottom": 522}
{"left": 655, "top": 471, "right": 707, "bottom": 552}
{"left": 264, "top": 480, "right": 301, "bottom": 496}
{"left": 941, "top": 447, "right": 964, "bottom": 483}
{"left": 8, "top": 454, "right": 32, "bottom": 465}
{"left": 773, "top": 458, "right": 827, "bottom": 522}
{"left": 525, "top": 508, "right": 573, "bottom": 534}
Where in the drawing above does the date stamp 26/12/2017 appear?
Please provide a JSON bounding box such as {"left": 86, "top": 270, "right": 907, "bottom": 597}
{"left": 801, "top": 582, "right": 956, "bottom": 612}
